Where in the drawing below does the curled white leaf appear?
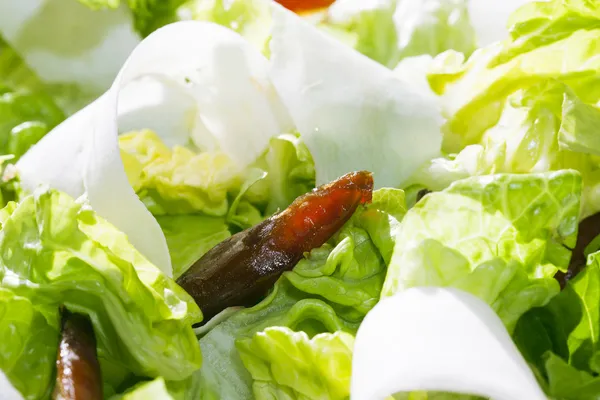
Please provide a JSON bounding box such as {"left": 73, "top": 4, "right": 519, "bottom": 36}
{"left": 18, "top": 20, "right": 290, "bottom": 276}
{"left": 351, "top": 287, "right": 547, "bottom": 400}
{"left": 269, "top": 5, "right": 442, "bottom": 188}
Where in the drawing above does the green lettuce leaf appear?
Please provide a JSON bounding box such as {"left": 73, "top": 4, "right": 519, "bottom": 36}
{"left": 156, "top": 214, "right": 231, "bottom": 279}
{"left": 0, "top": 288, "right": 58, "bottom": 399}
{"left": 119, "top": 130, "right": 315, "bottom": 219}
{"left": 383, "top": 171, "right": 581, "bottom": 331}
{"left": 493, "top": 0, "right": 600, "bottom": 67}
{"left": 0, "top": 188, "right": 203, "bottom": 396}
{"left": 0, "top": 37, "right": 65, "bottom": 160}
{"left": 324, "top": 0, "right": 399, "bottom": 68}
{"left": 513, "top": 249, "right": 600, "bottom": 399}
{"left": 418, "top": 7, "right": 600, "bottom": 217}
{"left": 428, "top": 30, "right": 600, "bottom": 152}
{"left": 393, "top": 0, "right": 476, "bottom": 61}
{"left": 245, "top": 133, "right": 315, "bottom": 216}
{"left": 77, "top": 0, "right": 187, "bottom": 37}
{"left": 119, "top": 129, "right": 242, "bottom": 216}
{"left": 0, "top": 36, "right": 45, "bottom": 93}
{"left": 427, "top": 3, "right": 600, "bottom": 152}
{"left": 180, "top": 188, "right": 405, "bottom": 400}
{"left": 544, "top": 353, "right": 600, "bottom": 400}
{"left": 324, "top": 0, "right": 476, "bottom": 68}
{"left": 237, "top": 327, "right": 354, "bottom": 400}
{"left": 409, "top": 82, "right": 600, "bottom": 194}
{"left": 179, "top": 0, "right": 272, "bottom": 53}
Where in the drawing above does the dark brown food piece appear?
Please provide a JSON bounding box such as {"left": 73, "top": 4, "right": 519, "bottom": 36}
{"left": 555, "top": 212, "right": 600, "bottom": 289}
{"left": 53, "top": 309, "right": 102, "bottom": 400}
{"left": 177, "top": 171, "right": 374, "bottom": 322}
{"left": 275, "top": 0, "right": 336, "bottom": 13}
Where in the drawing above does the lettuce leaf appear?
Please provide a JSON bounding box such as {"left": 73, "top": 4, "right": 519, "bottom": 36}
{"left": 324, "top": 0, "right": 399, "bottom": 68}
{"left": 409, "top": 81, "right": 600, "bottom": 219}
{"left": 513, "top": 248, "right": 600, "bottom": 400}
{"left": 0, "top": 188, "right": 202, "bottom": 397}
{"left": 324, "top": 0, "right": 476, "bottom": 68}
{"left": 156, "top": 214, "right": 231, "bottom": 279}
{"left": 179, "top": 0, "right": 272, "bottom": 53}
{"left": 0, "top": 37, "right": 65, "bottom": 160}
{"left": 237, "top": 327, "right": 354, "bottom": 400}
{"left": 119, "top": 129, "right": 242, "bottom": 216}
{"left": 77, "top": 0, "right": 187, "bottom": 37}
{"left": 0, "top": 289, "right": 58, "bottom": 400}
{"left": 429, "top": 31, "right": 600, "bottom": 152}
{"left": 383, "top": 171, "right": 581, "bottom": 332}
{"left": 417, "top": 1, "right": 600, "bottom": 218}
{"left": 245, "top": 133, "right": 315, "bottom": 215}
{"left": 493, "top": 0, "right": 600, "bottom": 67}
{"left": 394, "top": 0, "right": 476, "bottom": 61}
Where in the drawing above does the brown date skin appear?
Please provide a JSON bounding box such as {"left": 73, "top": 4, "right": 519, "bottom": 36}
{"left": 556, "top": 212, "right": 600, "bottom": 289}
{"left": 53, "top": 309, "right": 102, "bottom": 400}
{"left": 177, "top": 171, "right": 374, "bottom": 322}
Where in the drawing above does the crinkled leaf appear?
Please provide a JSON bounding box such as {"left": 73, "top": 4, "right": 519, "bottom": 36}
{"left": 0, "top": 289, "right": 58, "bottom": 400}
{"left": 119, "top": 130, "right": 242, "bottom": 216}
{"left": 393, "top": 0, "right": 475, "bottom": 61}
{"left": 0, "top": 38, "right": 64, "bottom": 160}
{"left": 411, "top": 80, "right": 600, "bottom": 218}
{"left": 179, "top": 0, "right": 272, "bottom": 53}
{"left": 324, "top": 0, "right": 476, "bottom": 68}
{"left": 384, "top": 171, "right": 581, "bottom": 331}
{"left": 246, "top": 133, "right": 316, "bottom": 216}
{"left": 0, "top": 189, "right": 202, "bottom": 394}
{"left": 237, "top": 327, "right": 354, "bottom": 400}
{"left": 429, "top": 29, "right": 600, "bottom": 153}
{"left": 493, "top": 0, "right": 600, "bottom": 67}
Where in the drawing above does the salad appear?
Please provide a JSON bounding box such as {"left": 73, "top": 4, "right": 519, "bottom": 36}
{"left": 1, "top": 0, "right": 600, "bottom": 399}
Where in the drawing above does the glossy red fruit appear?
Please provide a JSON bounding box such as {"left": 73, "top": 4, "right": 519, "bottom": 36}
{"left": 177, "top": 171, "right": 374, "bottom": 322}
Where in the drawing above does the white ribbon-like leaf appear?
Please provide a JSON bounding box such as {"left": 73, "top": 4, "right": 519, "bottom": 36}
{"left": 351, "top": 287, "right": 547, "bottom": 400}
{"left": 269, "top": 5, "right": 442, "bottom": 188}
{"left": 17, "top": 20, "right": 289, "bottom": 275}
